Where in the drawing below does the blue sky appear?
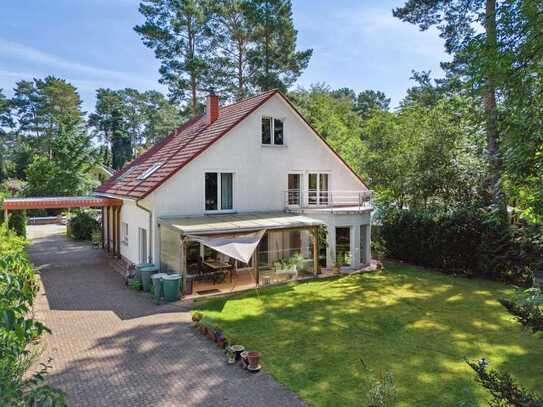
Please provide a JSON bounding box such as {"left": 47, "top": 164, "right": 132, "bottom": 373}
{"left": 0, "top": 0, "right": 449, "bottom": 113}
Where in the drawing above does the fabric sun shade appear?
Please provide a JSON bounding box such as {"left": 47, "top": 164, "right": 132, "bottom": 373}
{"left": 186, "top": 230, "right": 266, "bottom": 264}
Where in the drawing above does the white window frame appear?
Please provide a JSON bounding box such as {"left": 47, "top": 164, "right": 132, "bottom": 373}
{"left": 287, "top": 171, "right": 304, "bottom": 207}
{"left": 261, "top": 116, "right": 286, "bottom": 146}
{"left": 307, "top": 171, "right": 331, "bottom": 206}
{"left": 137, "top": 162, "right": 164, "bottom": 180}
{"left": 121, "top": 222, "right": 128, "bottom": 245}
{"left": 204, "top": 171, "right": 235, "bottom": 213}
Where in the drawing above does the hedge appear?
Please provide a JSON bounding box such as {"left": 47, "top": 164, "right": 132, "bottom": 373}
{"left": 379, "top": 207, "right": 542, "bottom": 286}
{"left": 0, "top": 225, "right": 66, "bottom": 405}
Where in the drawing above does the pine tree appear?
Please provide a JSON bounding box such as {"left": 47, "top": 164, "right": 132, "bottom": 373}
{"left": 248, "top": 0, "right": 312, "bottom": 92}
{"left": 134, "top": 0, "right": 212, "bottom": 114}
{"left": 209, "top": 0, "right": 255, "bottom": 100}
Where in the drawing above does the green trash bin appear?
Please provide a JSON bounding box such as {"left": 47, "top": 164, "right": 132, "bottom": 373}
{"left": 163, "top": 273, "right": 182, "bottom": 302}
{"left": 135, "top": 263, "right": 154, "bottom": 288}
{"left": 140, "top": 265, "right": 159, "bottom": 292}
{"left": 151, "top": 273, "right": 167, "bottom": 304}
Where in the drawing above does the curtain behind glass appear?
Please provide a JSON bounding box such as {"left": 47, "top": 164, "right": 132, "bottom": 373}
{"left": 221, "top": 173, "right": 233, "bottom": 209}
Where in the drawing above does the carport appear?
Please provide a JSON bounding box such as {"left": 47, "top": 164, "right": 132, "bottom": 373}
{"left": 2, "top": 196, "right": 123, "bottom": 256}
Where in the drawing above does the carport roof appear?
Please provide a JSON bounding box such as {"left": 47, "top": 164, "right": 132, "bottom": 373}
{"left": 159, "top": 211, "right": 323, "bottom": 235}
{"left": 2, "top": 196, "right": 122, "bottom": 210}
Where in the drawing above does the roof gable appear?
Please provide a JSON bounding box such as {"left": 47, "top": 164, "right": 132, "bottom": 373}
{"left": 96, "top": 89, "right": 367, "bottom": 199}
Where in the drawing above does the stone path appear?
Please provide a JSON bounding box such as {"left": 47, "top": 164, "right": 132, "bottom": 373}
{"left": 29, "top": 224, "right": 306, "bottom": 407}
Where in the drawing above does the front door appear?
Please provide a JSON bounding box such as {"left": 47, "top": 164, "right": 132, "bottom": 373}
{"left": 335, "top": 227, "right": 351, "bottom": 266}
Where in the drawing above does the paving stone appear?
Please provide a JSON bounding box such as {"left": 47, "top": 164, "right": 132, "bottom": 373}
{"left": 28, "top": 225, "right": 306, "bottom": 407}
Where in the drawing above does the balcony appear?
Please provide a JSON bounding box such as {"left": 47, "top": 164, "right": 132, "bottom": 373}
{"left": 284, "top": 190, "right": 373, "bottom": 213}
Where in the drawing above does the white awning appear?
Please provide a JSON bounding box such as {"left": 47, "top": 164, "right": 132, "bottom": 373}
{"left": 158, "top": 211, "right": 323, "bottom": 235}
{"left": 186, "top": 230, "right": 266, "bottom": 264}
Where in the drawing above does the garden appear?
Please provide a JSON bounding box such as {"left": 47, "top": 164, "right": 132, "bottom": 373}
{"left": 193, "top": 264, "right": 543, "bottom": 406}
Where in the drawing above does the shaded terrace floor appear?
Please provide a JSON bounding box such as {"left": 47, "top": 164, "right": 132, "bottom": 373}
{"left": 29, "top": 224, "right": 306, "bottom": 407}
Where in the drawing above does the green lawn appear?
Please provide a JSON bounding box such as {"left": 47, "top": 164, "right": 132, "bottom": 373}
{"left": 194, "top": 265, "right": 543, "bottom": 406}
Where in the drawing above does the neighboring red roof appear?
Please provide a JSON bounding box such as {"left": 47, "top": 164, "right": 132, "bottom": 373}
{"left": 96, "top": 89, "right": 367, "bottom": 200}
{"left": 2, "top": 196, "right": 122, "bottom": 210}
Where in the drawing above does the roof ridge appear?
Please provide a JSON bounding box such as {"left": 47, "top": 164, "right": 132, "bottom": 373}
{"left": 221, "top": 89, "right": 277, "bottom": 109}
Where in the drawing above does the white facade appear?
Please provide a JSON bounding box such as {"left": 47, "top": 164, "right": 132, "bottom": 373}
{"left": 111, "top": 93, "right": 372, "bottom": 269}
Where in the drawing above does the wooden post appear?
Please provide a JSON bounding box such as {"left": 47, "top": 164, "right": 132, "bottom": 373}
{"left": 180, "top": 237, "right": 187, "bottom": 295}
{"left": 312, "top": 226, "right": 318, "bottom": 276}
{"left": 115, "top": 207, "right": 121, "bottom": 258}
{"left": 3, "top": 208, "right": 8, "bottom": 226}
{"left": 111, "top": 207, "right": 115, "bottom": 256}
{"left": 101, "top": 207, "right": 105, "bottom": 249}
{"left": 106, "top": 206, "right": 111, "bottom": 253}
{"left": 255, "top": 245, "right": 259, "bottom": 287}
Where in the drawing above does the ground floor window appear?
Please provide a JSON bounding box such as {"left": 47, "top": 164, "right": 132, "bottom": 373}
{"left": 335, "top": 226, "right": 351, "bottom": 266}
{"left": 138, "top": 227, "right": 147, "bottom": 264}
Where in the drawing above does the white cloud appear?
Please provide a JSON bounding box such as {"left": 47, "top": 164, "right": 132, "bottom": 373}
{"left": 0, "top": 38, "right": 161, "bottom": 90}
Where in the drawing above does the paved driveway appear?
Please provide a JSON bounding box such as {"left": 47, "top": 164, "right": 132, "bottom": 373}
{"left": 29, "top": 225, "right": 305, "bottom": 407}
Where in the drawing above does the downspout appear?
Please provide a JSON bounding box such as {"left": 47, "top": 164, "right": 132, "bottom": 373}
{"left": 136, "top": 199, "right": 153, "bottom": 263}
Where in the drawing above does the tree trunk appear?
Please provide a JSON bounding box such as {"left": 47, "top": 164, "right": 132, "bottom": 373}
{"left": 237, "top": 40, "right": 244, "bottom": 101}
{"left": 191, "top": 74, "right": 197, "bottom": 116}
{"left": 483, "top": 0, "right": 505, "bottom": 216}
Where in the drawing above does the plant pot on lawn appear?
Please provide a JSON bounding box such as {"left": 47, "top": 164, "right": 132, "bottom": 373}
{"left": 247, "top": 352, "right": 261, "bottom": 369}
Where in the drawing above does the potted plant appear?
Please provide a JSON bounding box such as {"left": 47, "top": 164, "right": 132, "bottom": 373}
{"left": 192, "top": 312, "right": 203, "bottom": 324}
{"left": 225, "top": 346, "right": 236, "bottom": 364}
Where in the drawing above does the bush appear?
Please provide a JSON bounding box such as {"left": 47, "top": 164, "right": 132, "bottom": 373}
{"left": 0, "top": 225, "right": 66, "bottom": 405}
{"left": 8, "top": 210, "right": 27, "bottom": 238}
{"left": 379, "top": 207, "right": 541, "bottom": 286}
{"left": 68, "top": 211, "right": 100, "bottom": 241}
{"left": 467, "top": 359, "right": 542, "bottom": 406}
{"left": 0, "top": 194, "right": 27, "bottom": 238}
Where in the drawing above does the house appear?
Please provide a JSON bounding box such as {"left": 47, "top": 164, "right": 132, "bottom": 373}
{"left": 95, "top": 90, "right": 373, "bottom": 297}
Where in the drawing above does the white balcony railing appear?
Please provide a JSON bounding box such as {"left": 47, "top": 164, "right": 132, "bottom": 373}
{"left": 284, "top": 190, "right": 373, "bottom": 211}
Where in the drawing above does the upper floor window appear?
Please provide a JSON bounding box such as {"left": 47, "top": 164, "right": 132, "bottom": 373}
{"left": 205, "top": 172, "right": 233, "bottom": 211}
{"left": 261, "top": 117, "right": 284, "bottom": 145}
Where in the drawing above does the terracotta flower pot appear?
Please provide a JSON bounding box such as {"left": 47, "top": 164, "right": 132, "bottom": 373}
{"left": 247, "top": 351, "right": 261, "bottom": 369}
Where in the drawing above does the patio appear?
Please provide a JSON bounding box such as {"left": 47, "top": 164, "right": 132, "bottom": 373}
{"left": 158, "top": 212, "right": 325, "bottom": 299}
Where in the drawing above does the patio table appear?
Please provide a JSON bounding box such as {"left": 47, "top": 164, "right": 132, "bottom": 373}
{"left": 204, "top": 260, "right": 234, "bottom": 282}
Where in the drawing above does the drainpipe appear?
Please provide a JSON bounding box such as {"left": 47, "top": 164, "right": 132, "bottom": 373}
{"left": 136, "top": 200, "right": 153, "bottom": 263}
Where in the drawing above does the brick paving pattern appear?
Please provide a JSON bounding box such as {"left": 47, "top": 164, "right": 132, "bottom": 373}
{"left": 29, "top": 225, "right": 306, "bottom": 407}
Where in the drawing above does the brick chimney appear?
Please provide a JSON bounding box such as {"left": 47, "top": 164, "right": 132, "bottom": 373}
{"left": 206, "top": 89, "right": 219, "bottom": 124}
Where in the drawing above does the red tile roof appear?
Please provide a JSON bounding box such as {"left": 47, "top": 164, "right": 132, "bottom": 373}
{"left": 96, "top": 90, "right": 277, "bottom": 199}
{"left": 3, "top": 196, "right": 122, "bottom": 210}
{"left": 96, "top": 89, "right": 367, "bottom": 200}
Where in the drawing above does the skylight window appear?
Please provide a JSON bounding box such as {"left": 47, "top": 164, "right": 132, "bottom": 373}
{"left": 137, "top": 162, "right": 164, "bottom": 180}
